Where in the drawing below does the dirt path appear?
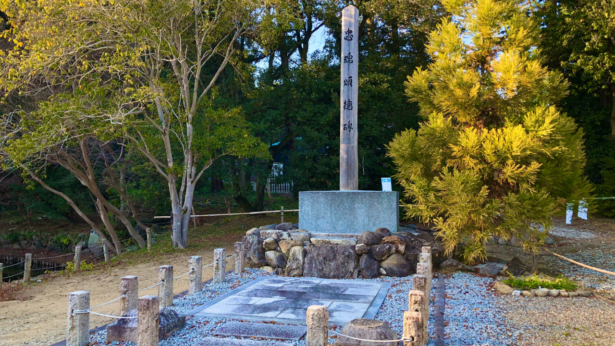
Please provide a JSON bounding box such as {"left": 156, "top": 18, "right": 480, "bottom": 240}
{"left": 0, "top": 245, "right": 237, "bottom": 346}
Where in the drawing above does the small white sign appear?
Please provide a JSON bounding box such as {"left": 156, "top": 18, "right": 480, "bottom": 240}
{"left": 566, "top": 203, "right": 574, "bottom": 224}
{"left": 578, "top": 199, "right": 588, "bottom": 220}
{"left": 381, "top": 178, "right": 392, "bottom": 192}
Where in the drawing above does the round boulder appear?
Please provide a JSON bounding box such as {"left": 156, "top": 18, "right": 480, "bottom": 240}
{"left": 265, "top": 251, "right": 287, "bottom": 269}
{"left": 263, "top": 237, "right": 278, "bottom": 251}
{"left": 359, "top": 254, "right": 380, "bottom": 279}
{"left": 375, "top": 227, "right": 392, "bottom": 239}
{"left": 358, "top": 231, "right": 381, "bottom": 246}
{"left": 369, "top": 244, "right": 396, "bottom": 261}
{"left": 335, "top": 319, "right": 398, "bottom": 346}
{"left": 380, "top": 253, "right": 412, "bottom": 277}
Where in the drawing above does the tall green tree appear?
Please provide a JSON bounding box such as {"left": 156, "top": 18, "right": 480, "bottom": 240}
{"left": 388, "top": 0, "right": 591, "bottom": 263}
{"left": 0, "top": 0, "right": 273, "bottom": 248}
{"left": 540, "top": 0, "right": 615, "bottom": 215}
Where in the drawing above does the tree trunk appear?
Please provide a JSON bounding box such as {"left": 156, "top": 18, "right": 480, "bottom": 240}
{"left": 25, "top": 168, "right": 117, "bottom": 254}
{"left": 168, "top": 175, "right": 185, "bottom": 249}
{"left": 611, "top": 85, "right": 615, "bottom": 148}
{"left": 96, "top": 199, "right": 122, "bottom": 254}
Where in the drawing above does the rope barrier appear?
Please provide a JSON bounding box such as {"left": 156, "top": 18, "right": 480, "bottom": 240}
{"left": 173, "top": 269, "right": 194, "bottom": 280}
{"left": 3, "top": 261, "right": 25, "bottom": 269}
{"left": 544, "top": 248, "right": 615, "bottom": 276}
{"left": 73, "top": 310, "right": 137, "bottom": 319}
{"left": 138, "top": 281, "right": 163, "bottom": 292}
{"left": 35, "top": 253, "right": 75, "bottom": 260}
{"left": 329, "top": 330, "right": 414, "bottom": 343}
{"left": 154, "top": 209, "right": 299, "bottom": 219}
{"left": 3, "top": 271, "right": 25, "bottom": 280}
{"left": 90, "top": 295, "right": 124, "bottom": 310}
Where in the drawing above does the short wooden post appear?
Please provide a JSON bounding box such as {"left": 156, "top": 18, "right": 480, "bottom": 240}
{"left": 66, "top": 291, "right": 90, "bottom": 346}
{"left": 234, "top": 242, "right": 245, "bottom": 274}
{"left": 74, "top": 245, "right": 82, "bottom": 272}
{"left": 281, "top": 206, "right": 285, "bottom": 224}
{"left": 213, "top": 248, "right": 226, "bottom": 284}
{"left": 146, "top": 228, "right": 152, "bottom": 252}
{"left": 103, "top": 244, "right": 110, "bottom": 263}
{"left": 189, "top": 256, "right": 203, "bottom": 295}
{"left": 23, "top": 253, "right": 32, "bottom": 283}
{"left": 409, "top": 289, "right": 428, "bottom": 345}
{"left": 120, "top": 276, "right": 138, "bottom": 315}
{"left": 403, "top": 310, "right": 423, "bottom": 346}
{"left": 306, "top": 305, "right": 329, "bottom": 346}
{"left": 158, "top": 265, "right": 173, "bottom": 308}
{"left": 138, "top": 295, "right": 159, "bottom": 346}
{"left": 0, "top": 263, "right": 3, "bottom": 283}
{"left": 417, "top": 262, "right": 431, "bottom": 302}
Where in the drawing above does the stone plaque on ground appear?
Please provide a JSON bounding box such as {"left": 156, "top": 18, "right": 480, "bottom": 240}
{"left": 106, "top": 308, "right": 186, "bottom": 343}
{"left": 213, "top": 322, "right": 306, "bottom": 340}
{"left": 188, "top": 277, "right": 391, "bottom": 326}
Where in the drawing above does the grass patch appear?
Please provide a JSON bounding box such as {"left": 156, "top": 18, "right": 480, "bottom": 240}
{"left": 503, "top": 273, "right": 578, "bottom": 291}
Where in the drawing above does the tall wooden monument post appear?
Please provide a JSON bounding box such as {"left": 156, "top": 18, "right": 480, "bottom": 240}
{"left": 340, "top": 5, "right": 359, "bottom": 191}
{"left": 298, "top": 5, "right": 398, "bottom": 235}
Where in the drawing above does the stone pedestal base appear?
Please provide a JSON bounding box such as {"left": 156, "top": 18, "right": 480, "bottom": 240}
{"left": 106, "top": 308, "right": 185, "bottom": 343}
{"left": 299, "top": 191, "right": 399, "bottom": 234}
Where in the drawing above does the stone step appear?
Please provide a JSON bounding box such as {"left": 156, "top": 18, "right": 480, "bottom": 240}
{"left": 195, "top": 337, "right": 294, "bottom": 346}
{"left": 213, "top": 321, "right": 306, "bottom": 341}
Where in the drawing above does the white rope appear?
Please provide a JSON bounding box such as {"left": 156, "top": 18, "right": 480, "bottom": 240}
{"left": 35, "top": 253, "right": 74, "bottom": 260}
{"left": 73, "top": 310, "right": 137, "bottom": 319}
{"left": 174, "top": 269, "right": 193, "bottom": 280}
{"left": 138, "top": 281, "right": 163, "bottom": 292}
{"left": 329, "top": 330, "right": 414, "bottom": 343}
{"left": 90, "top": 295, "right": 124, "bottom": 309}
{"left": 3, "top": 271, "right": 25, "bottom": 280}
{"left": 3, "top": 261, "right": 25, "bottom": 269}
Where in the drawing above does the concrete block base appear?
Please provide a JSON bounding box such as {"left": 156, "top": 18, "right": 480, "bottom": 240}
{"left": 299, "top": 191, "right": 398, "bottom": 234}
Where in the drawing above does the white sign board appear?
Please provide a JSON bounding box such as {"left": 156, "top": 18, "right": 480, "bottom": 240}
{"left": 381, "top": 178, "right": 392, "bottom": 192}
{"left": 565, "top": 203, "right": 574, "bottom": 224}
{"left": 578, "top": 199, "right": 588, "bottom": 220}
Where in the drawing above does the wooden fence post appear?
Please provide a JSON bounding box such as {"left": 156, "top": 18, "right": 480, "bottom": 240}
{"left": 213, "top": 249, "right": 226, "bottom": 284}
{"left": 146, "top": 228, "right": 152, "bottom": 252}
{"left": 306, "top": 305, "right": 329, "bottom": 346}
{"left": 403, "top": 310, "right": 423, "bottom": 346}
{"left": 158, "top": 265, "right": 173, "bottom": 308}
{"left": 103, "top": 244, "right": 110, "bottom": 263}
{"left": 120, "top": 276, "right": 138, "bottom": 315}
{"left": 0, "top": 263, "right": 3, "bottom": 283}
{"left": 281, "top": 206, "right": 285, "bottom": 224}
{"left": 416, "top": 263, "right": 431, "bottom": 302}
{"left": 413, "top": 274, "right": 429, "bottom": 344}
{"left": 138, "top": 295, "right": 159, "bottom": 346}
{"left": 66, "top": 291, "right": 90, "bottom": 346}
{"left": 74, "top": 245, "right": 82, "bottom": 272}
{"left": 234, "top": 242, "right": 245, "bottom": 275}
{"left": 189, "top": 256, "right": 203, "bottom": 295}
{"left": 23, "top": 253, "right": 32, "bottom": 283}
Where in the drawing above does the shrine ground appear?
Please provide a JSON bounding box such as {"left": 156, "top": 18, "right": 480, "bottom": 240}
{"left": 0, "top": 215, "right": 614, "bottom": 346}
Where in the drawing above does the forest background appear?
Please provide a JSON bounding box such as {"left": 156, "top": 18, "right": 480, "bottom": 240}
{"left": 0, "top": 0, "right": 613, "bottom": 251}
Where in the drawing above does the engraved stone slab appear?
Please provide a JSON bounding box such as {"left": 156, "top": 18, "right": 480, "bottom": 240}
{"left": 189, "top": 277, "right": 390, "bottom": 326}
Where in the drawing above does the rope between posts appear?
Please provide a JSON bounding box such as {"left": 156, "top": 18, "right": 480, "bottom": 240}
{"left": 90, "top": 295, "right": 124, "bottom": 309}
{"left": 544, "top": 248, "right": 615, "bottom": 276}
{"left": 3, "top": 271, "right": 25, "bottom": 280}
{"left": 73, "top": 310, "right": 137, "bottom": 319}
{"left": 174, "top": 269, "right": 194, "bottom": 280}
{"left": 3, "top": 261, "right": 25, "bottom": 269}
{"left": 329, "top": 330, "right": 414, "bottom": 343}
{"left": 138, "top": 281, "right": 163, "bottom": 292}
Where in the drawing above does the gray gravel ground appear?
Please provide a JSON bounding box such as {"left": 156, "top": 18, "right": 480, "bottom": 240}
{"left": 88, "top": 269, "right": 438, "bottom": 346}
{"left": 501, "top": 294, "right": 615, "bottom": 345}
{"left": 442, "top": 273, "right": 514, "bottom": 346}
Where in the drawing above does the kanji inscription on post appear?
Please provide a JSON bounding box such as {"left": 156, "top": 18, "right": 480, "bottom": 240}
{"left": 340, "top": 6, "right": 359, "bottom": 191}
